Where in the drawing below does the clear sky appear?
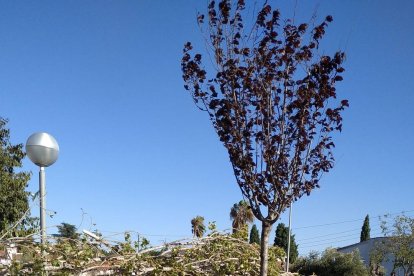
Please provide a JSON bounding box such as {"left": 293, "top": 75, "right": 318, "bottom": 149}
{"left": 1, "top": 0, "right": 413, "bottom": 255}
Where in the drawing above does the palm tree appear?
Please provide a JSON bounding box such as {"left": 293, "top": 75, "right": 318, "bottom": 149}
{"left": 191, "top": 216, "right": 206, "bottom": 238}
{"left": 230, "top": 200, "right": 254, "bottom": 233}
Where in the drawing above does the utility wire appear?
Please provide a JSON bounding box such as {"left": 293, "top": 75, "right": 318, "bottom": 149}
{"left": 298, "top": 227, "right": 381, "bottom": 244}
{"left": 300, "top": 231, "right": 383, "bottom": 249}
{"left": 297, "top": 227, "right": 361, "bottom": 241}
{"left": 299, "top": 230, "right": 383, "bottom": 246}
{"left": 57, "top": 209, "right": 411, "bottom": 245}
{"left": 300, "top": 237, "right": 359, "bottom": 249}
{"left": 293, "top": 209, "right": 414, "bottom": 230}
{"left": 296, "top": 221, "right": 384, "bottom": 242}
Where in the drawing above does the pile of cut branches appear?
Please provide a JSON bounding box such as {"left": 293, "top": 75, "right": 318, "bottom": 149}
{"left": 0, "top": 232, "right": 285, "bottom": 275}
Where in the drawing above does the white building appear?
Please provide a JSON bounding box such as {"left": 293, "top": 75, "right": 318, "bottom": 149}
{"left": 337, "top": 237, "right": 405, "bottom": 276}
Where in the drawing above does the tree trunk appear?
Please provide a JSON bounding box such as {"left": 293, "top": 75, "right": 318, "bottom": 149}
{"left": 259, "top": 221, "right": 272, "bottom": 276}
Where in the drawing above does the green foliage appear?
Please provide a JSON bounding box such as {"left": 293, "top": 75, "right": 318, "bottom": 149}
{"left": 0, "top": 117, "right": 31, "bottom": 236}
{"left": 372, "top": 214, "right": 414, "bottom": 275}
{"left": 274, "top": 223, "right": 298, "bottom": 263}
{"left": 135, "top": 233, "right": 283, "bottom": 275}
{"left": 11, "top": 215, "right": 39, "bottom": 238}
{"left": 292, "top": 248, "right": 369, "bottom": 276}
{"left": 1, "top": 232, "right": 285, "bottom": 275}
{"left": 181, "top": 234, "right": 264, "bottom": 275}
{"left": 360, "top": 215, "right": 371, "bottom": 242}
{"left": 232, "top": 224, "right": 249, "bottom": 241}
{"left": 135, "top": 236, "right": 150, "bottom": 252}
{"left": 55, "top": 222, "right": 79, "bottom": 239}
{"left": 230, "top": 200, "right": 254, "bottom": 236}
{"left": 369, "top": 250, "right": 386, "bottom": 276}
{"left": 249, "top": 224, "right": 260, "bottom": 245}
{"left": 208, "top": 221, "right": 217, "bottom": 232}
{"left": 268, "top": 246, "right": 287, "bottom": 273}
{"left": 191, "top": 215, "right": 205, "bottom": 238}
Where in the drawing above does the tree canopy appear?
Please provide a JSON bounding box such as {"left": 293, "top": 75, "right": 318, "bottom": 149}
{"left": 55, "top": 222, "right": 79, "bottom": 239}
{"left": 0, "top": 117, "right": 31, "bottom": 235}
{"left": 191, "top": 216, "right": 206, "bottom": 238}
{"left": 249, "top": 224, "right": 260, "bottom": 245}
{"left": 360, "top": 214, "right": 370, "bottom": 242}
{"left": 230, "top": 200, "right": 254, "bottom": 238}
{"left": 274, "top": 222, "right": 298, "bottom": 263}
{"left": 371, "top": 214, "right": 414, "bottom": 275}
{"left": 182, "top": 1, "right": 347, "bottom": 274}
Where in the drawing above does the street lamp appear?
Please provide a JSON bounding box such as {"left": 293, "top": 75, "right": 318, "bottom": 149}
{"left": 26, "top": 132, "right": 59, "bottom": 245}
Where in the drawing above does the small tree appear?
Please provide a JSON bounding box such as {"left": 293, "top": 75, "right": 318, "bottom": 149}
{"left": 250, "top": 224, "right": 261, "bottom": 245}
{"left": 360, "top": 214, "right": 370, "bottom": 242}
{"left": 182, "top": 1, "right": 347, "bottom": 274}
{"left": 54, "top": 222, "right": 79, "bottom": 239}
{"left": 372, "top": 214, "right": 414, "bottom": 275}
{"left": 191, "top": 216, "right": 206, "bottom": 238}
{"left": 274, "top": 223, "right": 298, "bottom": 263}
{"left": 0, "top": 117, "right": 31, "bottom": 235}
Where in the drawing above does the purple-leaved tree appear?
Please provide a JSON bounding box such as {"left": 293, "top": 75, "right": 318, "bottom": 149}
{"left": 181, "top": 1, "right": 348, "bottom": 274}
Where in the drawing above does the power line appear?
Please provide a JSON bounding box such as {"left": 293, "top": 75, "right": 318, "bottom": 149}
{"left": 59, "top": 209, "right": 412, "bottom": 247}
{"left": 293, "top": 209, "right": 414, "bottom": 230}
{"left": 300, "top": 231, "right": 383, "bottom": 249}
{"left": 299, "top": 230, "right": 383, "bottom": 246}
{"left": 296, "top": 221, "right": 384, "bottom": 242}
{"left": 98, "top": 230, "right": 190, "bottom": 239}
{"left": 300, "top": 237, "right": 358, "bottom": 249}
{"left": 298, "top": 228, "right": 381, "bottom": 244}
{"left": 297, "top": 228, "right": 361, "bottom": 242}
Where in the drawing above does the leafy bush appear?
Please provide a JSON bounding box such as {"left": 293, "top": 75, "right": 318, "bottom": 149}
{"left": 292, "top": 248, "right": 369, "bottom": 276}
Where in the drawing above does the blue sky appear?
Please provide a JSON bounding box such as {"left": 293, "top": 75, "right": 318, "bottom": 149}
{"left": 1, "top": 0, "right": 413, "bottom": 255}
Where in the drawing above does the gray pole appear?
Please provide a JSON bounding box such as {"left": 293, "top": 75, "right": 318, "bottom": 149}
{"left": 39, "top": 167, "right": 46, "bottom": 245}
{"left": 286, "top": 204, "right": 292, "bottom": 272}
{"left": 26, "top": 132, "right": 59, "bottom": 247}
{"left": 137, "top": 234, "right": 140, "bottom": 252}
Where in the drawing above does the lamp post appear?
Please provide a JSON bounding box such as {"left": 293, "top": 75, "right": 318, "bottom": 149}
{"left": 26, "top": 132, "right": 59, "bottom": 245}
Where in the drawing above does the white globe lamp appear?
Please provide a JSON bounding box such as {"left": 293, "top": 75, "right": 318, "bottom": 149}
{"left": 26, "top": 132, "right": 59, "bottom": 245}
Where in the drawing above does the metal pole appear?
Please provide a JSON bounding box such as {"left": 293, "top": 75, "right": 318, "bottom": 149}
{"left": 39, "top": 166, "right": 46, "bottom": 245}
{"left": 286, "top": 203, "right": 292, "bottom": 272}
{"left": 137, "top": 234, "right": 140, "bottom": 252}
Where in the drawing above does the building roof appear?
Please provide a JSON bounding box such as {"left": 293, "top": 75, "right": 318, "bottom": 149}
{"left": 337, "top": 237, "right": 389, "bottom": 251}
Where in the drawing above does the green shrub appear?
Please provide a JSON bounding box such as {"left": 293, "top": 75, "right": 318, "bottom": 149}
{"left": 292, "top": 248, "right": 369, "bottom": 276}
